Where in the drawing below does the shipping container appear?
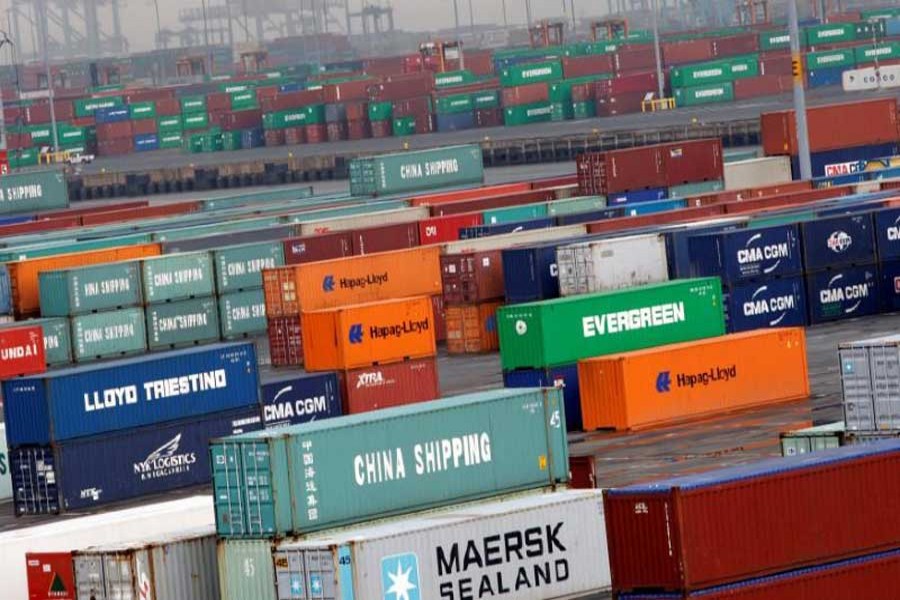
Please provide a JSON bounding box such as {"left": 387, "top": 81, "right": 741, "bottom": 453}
{"left": 211, "top": 387, "right": 568, "bottom": 537}
{"left": 663, "top": 139, "right": 724, "bottom": 186}
{"left": 301, "top": 296, "right": 436, "bottom": 371}
{"left": 501, "top": 241, "right": 576, "bottom": 304}
{"left": 260, "top": 372, "right": 341, "bottom": 428}
{"left": 339, "top": 356, "right": 440, "bottom": 414}
{"left": 12, "top": 407, "right": 261, "bottom": 515}
{"left": 504, "top": 363, "right": 582, "bottom": 431}
{"left": 8, "top": 244, "right": 161, "bottom": 318}
{"left": 874, "top": 207, "right": 900, "bottom": 260}
{"left": 26, "top": 553, "right": 75, "bottom": 600}
{"left": 142, "top": 252, "right": 216, "bottom": 303}
{"left": 0, "top": 169, "right": 69, "bottom": 216}
{"left": 446, "top": 302, "right": 501, "bottom": 354}
{"left": 0, "top": 325, "right": 45, "bottom": 378}
{"left": 71, "top": 307, "right": 147, "bottom": 362}
{"left": 267, "top": 315, "right": 303, "bottom": 367}
{"left": 220, "top": 289, "right": 267, "bottom": 339}
{"left": 351, "top": 221, "right": 420, "bottom": 255}
{"left": 801, "top": 213, "right": 876, "bottom": 271}
{"left": 726, "top": 276, "right": 809, "bottom": 332}
{"left": 0, "top": 317, "right": 71, "bottom": 367}
{"left": 213, "top": 242, "right": 285, "bottom": 294}
{"left": 557, "top": 234, "right": 669, "bottom": 297}
{"left": 781, "top": 421, "right": 844, "bottom": 456}
{"left": 440, "top": 250, "right": 505, "bottom": 305}
{"left": 71, "top": 530, "right": 218, "bottom": 600}
{"left": 0, "top": 423, "right": 10, "bottom": 501}
{"left": 283, "top": 231, "right": 355, "bottom": 265}
{"left": 577, "top": 147, "right": 665, "bottom": 195}
{"left": 604, "top": 439, "right": 900, "bottom": 592}
{"left": 688, "top": 224, "right": 802, "bottom": 284}
{"left": 498, "top": 278, "right": 726, "bottom": 370}
{"left": 580, "top": 328, "right": 808, "bottom": 431}
{"left": 146, "top": 297, "right": 221, "bottom": 350}
{"left": 39, "top": 261, "right": 143, "bottom": 317}
{"left": 297, "top": 207, "right": 428, "bottom": 237}
{"left": 839, "top": 334, "right": 900, "bottom": 433}
{"left": 349, "top": 145, "right": 484, "bottom": 196}
{"left": 723, "top": 156, "right": 793, "bottom": 190}
{"left": 3, "top": 342, "right": 259, "bottom": 446}
{"left": 674, "top": 82, "right": 735, "bottom": 106}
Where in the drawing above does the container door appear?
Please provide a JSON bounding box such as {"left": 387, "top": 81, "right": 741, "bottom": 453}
{"left": 302, "top": 548, "right": 337, "bottom": 600}
{"left": 11, "top": 446, "right": 59, "bottom": 516}
{"left": 868, "top": 343, "right": 900, "bottom": 432}
{"left": 74, "top": 555, "right": 105, "bottom": 600}
{"left": 275, "top": 549, "right": 337, "bottom": 600}
{"left": 840, "top": 346, "right": 877, "bottom": 432}
{"left": 102, "top": 553, "right": 138, "bottom": 600}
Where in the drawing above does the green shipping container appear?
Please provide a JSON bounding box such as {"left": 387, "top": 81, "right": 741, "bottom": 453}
{"left": 472, "top": 90, "right": 500, "bottom": 108}
{"left": 805, "top": 23, "right": 856, "bottom": 46}
{"left": 434, "top": 70, "right": 476, "bottom": 88}
{"left": 71, "top": 307, "right": 147, "bottom": 362}
{"left": 550, "top": 102, "right": 571, "bottom": 122}
{"left": 728, "top": 54, "right": 760, "bottom": 79}
{"left": 668, "top": 180, "right": 725, "bottom": 198}
{"left": 39, "top": 261, "right": 143, "bottom": 317}
{"left": 391, "top": 116, "right": 416, "bottom": 136}
{"left": 349, "top": 145, "right": 483, "bottom": 196}
{"left": 0, "top": 318, "right": 72, "bottom": 366}
{"left": 230, "top": 90, "right": 259, "bottom": 111}
{"left": 674, "top": 82, "right": 735, "bottom": 106}
{"left": 219, "top": 289, "right": 267, "bottom": 339}
{"left": 483, "top": 202, "right": 548, "bottom": 224}
{"left": 263, "top": 106, "right": 323, "bottom": 129}
{"left": 806, "top": 49, "right": 856, "bottom": 69}
{"left": 435, "top": 93, "right": 474, "bottom": 114}
{"left": 181, "top": 96, "right": 208, "bottom": 114}
{"left": 499, "top": 60, "right": 563, "bottom": 87}
{"left": 504, "top": 102, "right": 554, "bottom": 126}
{"left": 142, "top": 252, "right": 215, "bottom": 303}
{"left": 214, "top": 242, "right": 285, "bottom": 293}
{"left": 855, "top": 42, "right": 900, "bottom": 64}
{"left": 152, "top": 217, "right": 281, "bottom": 242}
{"left": 129, "top": 102, "right": 157, "bottom": 119}
{"left": 183, "top": 112, "right": 210, "bottom": 130}
{"left": 497, "top": 277, "right": 725, "bottom": 370}
{"left": 74, "top": 96, "right": 123, "bottom": 118}
{"left": 572, "top": 100, "right": 597, "bottom": 120}
{"left": 159, "top": 133, "right": 184, "bottom": 149}
{"left": 220, "top": 82, "right": 255, "bottom": 94}
{"left": 57, "top": 126, "right": 87, "bottom": 145}
{"left": 210, "top": 387, "right": 568, "bottom": 538}
{"left": 25, "top": 125, "right": 52, "bottom": 144}
{"left": 9, "top": 148, "right": 39, "bottom": 169}
{"left": 367, "top": 101, "right": 393, "bottom": 122}
{"left": 158, "top": 116, "right": 183, "bottom": 133}
{"left": 759, "top": 31, "right": 791, "bottom": 51}
{"left": 861, "top": 8, "right": 900, "bottom": 20}
{"left": 0, "top": 169, "right": 69, "bottom": 215}
{"left": 670, "top": 60, "right": 732, "bottom": 87}
{"left": 854, "top": 21, "right": 886, "bottom": 41}
{"left": 222, "top": 130, "right": 243, "bottom": 151}
{"left": 547, "top": 195, "right": 607, "bottom": 216}
{"left": 146, "top": 297, "right": 220, "bottom": 350}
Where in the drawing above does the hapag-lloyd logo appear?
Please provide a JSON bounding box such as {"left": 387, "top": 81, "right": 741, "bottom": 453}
{"left": 323, "top": 272, "right": 389, "bottom": 293}
{"left": 133, "top": 434, "right": 197, "bottom": 481}
{"left": 349, "top": 319, "right": 430, "bottom": 344}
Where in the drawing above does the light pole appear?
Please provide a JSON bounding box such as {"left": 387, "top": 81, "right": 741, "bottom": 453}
{"left": 200, "top": 0, "right": 213, "bottom": 76}
{"left": 788, "top": 0, "right": 811, "bottom": 180}
{"left": 0, "top": 31, "right": 13, "bottom": 151}
{"left": 651, "top": 0, "right": 664, "bottom": 100}
{"left": 452, "top": 0, "right": 460, "bottom": 40}
{"left": 501, "top": 0, "right": 508, "bottom": 28}
{"left": 468, "top": 0, "right": 475, "bottom": 37}
{"left": 151, "top": 0, "right": 165, "bottom": 83}
{"left": 37, "top": 0, "right": 58, "bottom": 153}
{"left": 525, "top": 0, "right": 532, "bottom": 28}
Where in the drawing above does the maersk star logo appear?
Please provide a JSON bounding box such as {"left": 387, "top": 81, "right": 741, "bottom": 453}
{"left": 381, "top": 553, "right": 420, "bottom": 600}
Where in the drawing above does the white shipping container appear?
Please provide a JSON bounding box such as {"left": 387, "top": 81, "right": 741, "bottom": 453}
{"left": 557, "top": 234, "right": 669, "bottom": 297}
{"left": 839, "top": 334, "right": 900, "bottom": 433}
{"left": 297, "top": 207, "right": 430, "bottom": 236}
{"left": 442, "top": 224, "right": 588, "bottom": 255}
{"left": 723, "top": 157, "right": 792, "bottom": 190}
{"left": 0, "top": 424, "right": 10, "bottom": 501}
{"left": 270, "top": 491, "right": 609, "bottom": 600}
{"left": 842, "top": 67, "right": 879, "bottom": 92}
{"left": 878, "top": 65, "right": 900, "bottom": 89}
{"left": 73, "top": 528, "right": 219, "bottom": 600}
{"left": 0, "top": 496, "right": 214, "bottom": 600}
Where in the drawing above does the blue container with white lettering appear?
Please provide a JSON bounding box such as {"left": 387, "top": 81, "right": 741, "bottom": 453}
{"left": 2, "top": 342, "right": 260, "bottom": 446}
{"left": 874, "top": 207, "right": 900, "bottom": 261}
{"left": 10, "top": 407, "right": 261, "bottom": 515}
{"left": 879, "top": 259, "right": 900, "bottom": 312}
{"left": 688, "top": 224, "right": 802, "bottom": 285}
{"left": 665, "top": 221, "right": 748, "bottom": 279}
{"left": 793, "top": 143, "right": 900, "bottom": 178}
{"left": 608, "top": 187, "right": 668, "bottom": 205}
{"left": 805, "top": 263, "right": 880, "bottom": 324}
{"left": 623, "top": 198, "right": 687, "bottom": 216}
{"left": 503, "top": 364, "right": 581, "bottom": 431}
{"left": 133, "top": 133, "right": 159, "bottom": 152}
{"left": 725, "top": 276, "right": 808, "bottom": 333}
{"left": 94, "top": 107, "right": 131, "bottom": 124}
{"left": 800, "top": 213, "right": 876, "bottom": 271}
{"left": 806, "top": 66, "right": 845, "bottom": 89}
{"left": 459, "top": 217, "right": 555, "bottom": 240}
{"left": 261, "top": 372, "right": 341, "bottom": 428}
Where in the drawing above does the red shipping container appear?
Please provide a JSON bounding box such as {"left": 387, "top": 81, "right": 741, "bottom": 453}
{"left": 760, "top": 53, "right": 792, "bottom": 76}
{"left": 206, "top": 92, "right": 230, "bottom": 112}
{"left": 284, "top": 126, "right": 306, "bottom": 146}
{"left": 368, "top": 75, "right": 434, "bottom": 102}
{"left": 268, "top": 316, "right": 303, "bottom": 367}
{"left": 8, "top": 132, "right": 32, "bottom": 150}
{"left": 587, "top": 204, "right": 726, "bottom": 234}
{"left": 155, "top": 97, "right": 181, "bottom": 116}
{"left": 0, "top": 325, "right": 46, "bottom": 378}
{"left": 34, "top": 201, "right": 147, "bottom": 219}
{"left": 305, "top": 124, "right": 326, "bottom": 144}
{"left": 568, "top": 455, "right": 596, "bottom": 489}
{"left": 326, "top": 122, "right": 348, "bottom": 142}
{"left": 596, "top": 92, "right": 650, "bottom": 116}
{"left": 283, "top": 231, "right": 355, "bottom": 265}
{"left": 426, "top": 190, "right": 555, "bottom": 217}
{"left": 261, "top": 89, "right": 325, "bottom": 112}
{"left": 96, "top": 138, "right": 133, "bottom": 156}
{"left": 571, "top": 83, "right": 593, "bottom": 103}
{"left": 418, "top": 212, "right": 483, "bottom": 244}
{"left": 744, "top": 180, "right": 811, "bottom": 198}
{"left": 614, "top": 46, "right": 657, "bottom": 72}
{"left": 440, "top": 250, "right": 505, "bottom": 305}
{"left": 345, "top": 101, "right": 368, "bottom": 121}
{"left": 501, "top": 83, "right": 549, "bottom": 107}
{"left": 663, "top": 139, "right": 723, "bottom": 186}
{"left": 96, "top": 121, "right": 133, "bottom": 141}
{"left": 662, "top": 39, "right": 715, "bottom": 65}
{"left": 125, "top": 88, "right": 176, "bottom": 104}
{"left": 5, "top": 105, "right": 22, "bottom": 124}
{"left": 531, "top": 174, "right": 578, "bottom": 189}
{"left": 734, "top": 74, "right": 792, "bottom": 100}
{"left": 26, "top": 552, "right": 75, "bottom": 600}
{"left": 0, "top": 215, "right": 80, "bottom": 236}
{"left": 561, "top": 54, "right": 614, "bottom": 78}
{"left": 712, "top": 33, "right": 760, "bottom": 57}
{"left": 465, "top": 50, "right": 495, "bottom": 76}
{"left": 604, "top": 440, "right": 900, "bottom": 593}
{"left": 265, "top": 129, "right": 286, "bottom": 147}
{"left": 130, "top": 118, "right": 157, "bottom": 136}
{"left": 352, "top": 221, "right": 419, "bottom": 255}
{"left": 81, "top": 201, "right": 201, "bottom": 226}
{"left": 324, "top": 79, "right": 374, "bottom": 103}
{"left": 724, "top": 186, "right": 851, "bottom": 214}
{"left": 255, "top": 86, "right": 279, "bottom": 103}
{"left": 761, "top": 98, "right": 900, "bottom": 156}
{"left": 577, "top": 147, "right": 666, "bottom": 195}
{"left": 393, "top": 96, "right": 432, "bottom": 118}
{"left": 431, "top": 294, "right": 446, "bottom": 342}
{"left": 415, "top": 114, "right": 434, "bottom": 135}
{"left": 445, "top": 301, "right": 502, "bottom": 354}
{"left": 347, "top": 119, "right": 371, "bottom": 140}
{"left": 371, "top": 120, "right": 393, "bottom": 138}
{"left": 222, "top": 109, "right": 263, "bottom": 131}
{"left": 339, "top": 356, "right": 440, "bottom": 414}
{"left": 595, "top": 71, "right": 659, "bottom": 96}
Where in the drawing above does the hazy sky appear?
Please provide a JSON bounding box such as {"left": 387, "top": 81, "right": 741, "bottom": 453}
{"left": 1, "top": 0, "right": 598, "bottom": 55}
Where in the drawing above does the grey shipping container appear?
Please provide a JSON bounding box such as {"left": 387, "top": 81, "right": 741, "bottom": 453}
{"left": 147, "top": 297, "right": 221, "bottom": 350}
{"left": 39, "top": 262, "right": 143, "bottom": 317}
{"left": 556, "top": 233, "right": 670, "bottom": 297}
{"left": 0, "top": 317, "right": 72, "bottom": 366}
{"left": 73, "top": 529, "right": 220, "bottom": 600}
{"left": 840, "top": 334, "right": 900, "bottom": 433}
{"left": 142, "top": 252, "right": 215, "bottom": 304}
{"left": 219, "top": 289, "right": 267, "bottom": 339}
{"left": 214, "top": 242, "right": 285, "bottom": 293}
{"left": 72, "top": 307, "right": 147, "bottom": 361}
{"left": 159, "top": 225, "right": 300, "bottom": 254}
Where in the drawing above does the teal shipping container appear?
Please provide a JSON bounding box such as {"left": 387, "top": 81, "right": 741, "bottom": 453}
{"left": 210, "top": 387, "right": 569, "bottom": 538}
{"left": 483, "top": 202, "right": 549, "bottom": 224}
{"left": 213, "top": 242, "right": 285, "bottom": 293}
{"left": 0, "top": 169, "right": 69, "bottom": 215}
{"left": 219, "top": 289, "right": 267, "bottom": 339}
{"left": 39, "top": 262, "right": 143, "bottom": 317}
{"left": 547, "top": 196, "right": 607, "bottom": 216}
{"left": 146, "top": 297, "right": 221, "bottom": 350}
{"left": 348, "top": 145, "right": 484, "bottom": 196}
{"left": 142, "top": 252, "right": 215, "bottom": 303}
{"left": 0, "top": 318, "right": 71, "bottom": 366}
{"left": 71, "top": 307, "right": 147, "bottom": 362}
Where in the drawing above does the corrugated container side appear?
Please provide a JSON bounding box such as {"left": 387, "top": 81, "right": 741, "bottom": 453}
{"left": 39, "top": 262, "right": 143, "bottom": 317}
{"left": 0, "top": 325, "right": 45, "bottom": 378}
{"left": 142, "top": 252, "right": 216, "bottom": 304}
{"left": 219, "top": 289, "right": 268, "bottom": 339}
{"left": 217, "top": 540, "right": 277, "bottom": 600}
{"left": 446, "top": 302, "right": 502, "bottom": 354}
{"left": 268, "top": 316, "right": 303, "bottom": 367}
{"left": 298, "top": 207, "right": 428, "bottom": 237}
{"left": 441, "top": 250, "right": 506, "bottom": 305}
{"left": 147, "top": 297, "right": 221, "bottom": 350}
{"left": 71, "top": 307, "right": 147, "bottom": 362}
{"left": 282, "top": 231, "right": 355, "bottom": 265}
{"left": 214, "top": 242, "right": 285, "bottom": 294}
{"left": 557, "top": 234, "right": 669, "bottom": 297}
{"left": 260, "top": 372, "right": 341, "bottom": 428}
{"left": 338, "top": 356, "right": 440, "bottom": 414}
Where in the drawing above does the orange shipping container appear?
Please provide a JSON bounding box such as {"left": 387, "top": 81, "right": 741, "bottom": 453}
{"left": 263, "top": 246, "right": 442, "bottom": 318}
{"left": 446, "top": 302, "right": 502, "bottom": 354}
{"left": 9, "top": 244, "right": 162, "bottom": 317}
{"left": 578, "top": 328, "right": 809, "bottom": 432}
{"left": 301, "top": 296, "right": 437, "bottom": 371}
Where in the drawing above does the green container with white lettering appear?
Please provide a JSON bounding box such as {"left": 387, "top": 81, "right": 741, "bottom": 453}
{"left": 181, "top": 95, "right": 207, "bottom": 114}
{"left": 504, "top": 102, "right": 554, "bottom": 126}
{"left": 855, "top": 42, "right": 900, "bottom": 64}
{"left": 674, "top": 82, "right": 734, "bottom": 107}
{"left": 129, "top": 101, "right": 157, "bottom": 119}
{"left": 210, "top": 386, "right": 569, "bottom": 538}
{"left": 213, "top": 242, "right": 285, "bottom": 293}
{"left": 219, "top": 289, "right": 267, "bottom": 339}
{"left": 483, "top": 202, "right": 548, "bottom": 224}
{"left": 146, "top": 296, "right": 220, "bottom": 350}
{"left": 547, "top": 195, "right": 607, "bottom": 216}
{"left": 183, "top": 112, "right": 210, "bottom": 130}
{"left": 0, "top": 168, "right": 69, "bottom": 215}
{"left": 159, "top": 132, "right": 184, "bottom": 149}
{"left": 142, "top": 252, "right": 215, "bottom": 304}
{"left": 806, "top": 49, "right": 856, "bottom": 70}
{"left": 74, "top": 96, "right": 123, "bottom": 118}
{"left": 39, "top": 261, "right": 143, "bottom": 317}
{"left": 497, "top": 277, "right": 725, "bottom": 370}
{"left": 759, "top": 30, "right": 790, "bottom": 51}
{"left": 0, "top": 317, "right": 72, "bottom": 366}
{"left": 71, "top": 307, "right": 147, "bottom": 362}
{"left": 499, "top": 60, "right": 563, "bottom": 87}
{"left": 805, "top": 23, "right": 855, "bottom": 46}
{"left": 158, "top": 115, "right": 183, "bottom": 134}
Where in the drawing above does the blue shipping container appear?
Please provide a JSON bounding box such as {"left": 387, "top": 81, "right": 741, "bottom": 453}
{"left": 134, "top": 133, "right": 159, "bottom": 152}
{"left": 10, "top": 407, "right": 262, "bottom": 515}
{"left": 3, "top": 342, "right": 260, "bottom": 446}
{"left": 261, "top": 372, "right": 342, "bottom": 428}
{"left": 801, "top": 213, "right": 876, "bottom": 271}
{"left": 806, "top": 66, "right": 846, "bottom": 89}
{"left": 241, "top": 128, "right": 265, "bottom": 149}
{"left": 874, "top": 207, "right": 900, "bottom": 261}
{"left": 459, "top": 217, "right": 554, "bottom": 239}
{"left": 726, "top": 276, "right": 808, "bottom": 333}
{"left": 608, "top": 187, "right": 668, "bottom": 205}
{"left": 436, "top": 111, "right": 476, "bottom": 132}
{"left": 623, "top": 198, "right": 686, "bottom": 216}
{"left": 793, "top": 143, "right": 900, "bottom": 178}
{"left": 806, "top": 264, "right": 880, "bottom": 324}
{"left": 0, "top": 215, "right": 33, "bottom": 225}
{"left": 879, "top": 259, "right": 900, "bottom": 313}
{"left": 665, "top": 221, "right": 748, "bottom": 280}
{"left": 503, "top": 364, "right": 581, "bottom": 431}
{"left": 555, "top": 207, "right": 624, "bottom": 225}
{"left": 0, "top": 266, "right": 10, "bottom": 315}
{"left": 689, "top": 224, "right": 802, "bottom": 284}
{"left": 94, "top": 107, "right": 130, "bottom": 123}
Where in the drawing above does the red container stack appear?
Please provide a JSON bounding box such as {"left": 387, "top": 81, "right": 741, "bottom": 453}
{"left": 339, "top": 357, "right": 440, "bottom": 414}
{"left": 418, "top": 212, "right": 483, "bottom": 244}
{"left": 440, "top": 250, "right": 505, "bottom": 355}
{"left": 282, "top": 231, "right": 355, "bottom": 265}
{"left": 501, "top": 83, "right": 550, "bottom": 106}
{"left": 662, "top": 39, "right": 715, "bottom": 65}
{"left": 351, "top": 222, "right": 420, "bottom": 255}
{"left": 267, "top": 316, "right": 303, "bottom": 367}
{"left": 561, "top": 54, "right": 615, "bottom": 78}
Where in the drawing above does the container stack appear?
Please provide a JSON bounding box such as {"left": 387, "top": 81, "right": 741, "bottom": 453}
{"left": 441, "top": 249, "right": 505, "bottom": 355}
{"left": 213, "top": 242, "right": 284, "bottom": 343}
